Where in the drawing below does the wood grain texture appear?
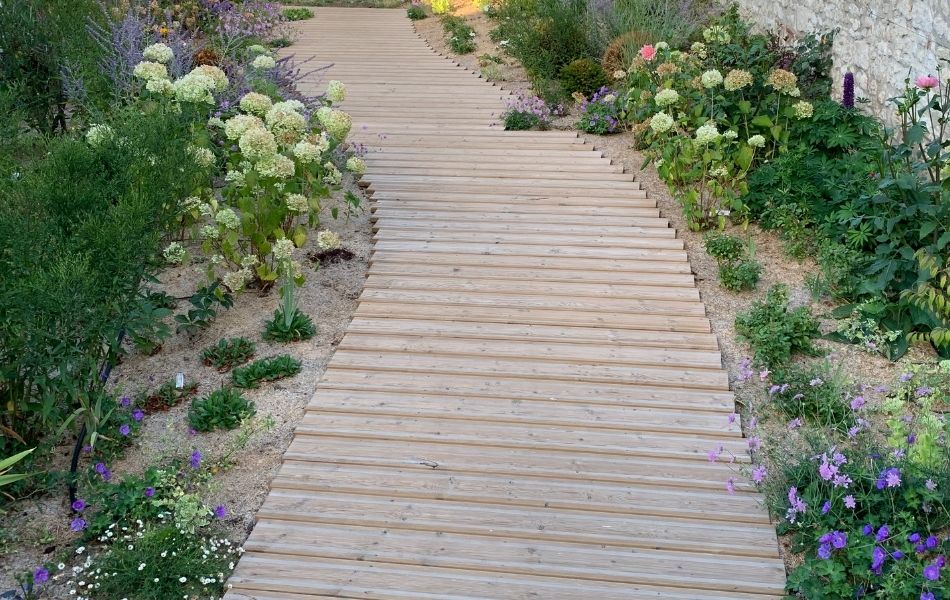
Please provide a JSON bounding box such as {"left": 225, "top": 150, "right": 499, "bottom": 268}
{"left": 224, "top": 8, "right": 785, "bottom": 600}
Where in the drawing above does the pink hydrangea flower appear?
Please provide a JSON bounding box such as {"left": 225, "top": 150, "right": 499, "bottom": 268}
{"left": 915, "top": 74, "right": 939, "bottom": 89}
{"left": 639, "top": 45, "right": 657, "bottom": 62}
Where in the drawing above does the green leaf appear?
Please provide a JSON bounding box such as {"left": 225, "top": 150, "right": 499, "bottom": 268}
{"left": 737, "top": 145, "right": 754, "bottom": 170}
{"left": 751, "top": 115, "right": 773, "bottom": 128}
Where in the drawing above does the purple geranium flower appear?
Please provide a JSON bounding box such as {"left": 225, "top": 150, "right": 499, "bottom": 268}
{"left": 214, "top": 505, "right": 228, "bottom": 519}
{"left": 71, "top": 499, "right": 86, "bottom": 512}
{"left": 144, "top": 486, "right": 155, "bottom": 498}
{"left": 132, "top": 409, "right": 145, "bottom": 422}
{"left": 190, "top": 450, "right": 202, "bottom": 469}
{"left": 923, "top": 563, "right": 941, "bottom": 581}
{"left": 120, "top": 395, "right": 131, "bottom": 407}
{"left": 70, "top": 517, "right": 87, "bottom": 532}
{"left": 119, "top": 423, "right": 131, "bottom": 436}
{"left": 33, "top": 567, "right": 49, "bottom": 585}
{"left": 94, "top": 462, "right": 111, "bottom": 482}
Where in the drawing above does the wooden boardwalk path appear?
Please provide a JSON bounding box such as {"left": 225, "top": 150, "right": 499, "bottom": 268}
{"left": 225, "top": 8, "right": 786, "bottom": 599}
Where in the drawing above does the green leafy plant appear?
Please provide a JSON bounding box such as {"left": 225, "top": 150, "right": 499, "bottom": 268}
{"left": 704, "top": 232, "right": 745, "bottom": 263}
{"left": 188, "top": 388, "right": 255, "bottom": 432}
{"left": 201, "top": 337, "right": 256, "bottom": 371}
{"left": 125, "top": 294, "right": 174, "bottom": 356}
{"left": 705, "top": 232, "right": 760, "bottom": 292}
{"left": 766, "top": 359, "right": 855, "bottom": 429}
{"left": 137, "top": 378, "right": 199, "bottom": 411}
{"left": 174, "top": 282, "right": 234, "bottom": 335}
{"left": 282, "top": 7, "right": 314, "bottom": 20}
{"left": 262, "top": 255, "right": 316, "bottom": 342}
{"left": 559, "top": 58, "right": 607, "bottom": 97}
{"left": 407, "top": 3, "right": 427, "bottom": 19}
{"left": 578, "top": 87, "right": 624, "bottom": 134}
{"left": 0, "top": 448, "right": 33, "bottom": 489}
{"left": 735, "top": 285, "right": 821, "bottom": 370}
{"left": 719, "top": 259, "right": 761, "bottom": 292}
{"left": 903, "top": 250, "right": 950, "bottom": 356}
{"left": 442, "top": 15, "right": 477, "bottom": 54}
{"left": 480, "top": 63, "right": 504, "bottom": 81}
{"left": 231, "top": 355, "right": 302, "bottom": 389}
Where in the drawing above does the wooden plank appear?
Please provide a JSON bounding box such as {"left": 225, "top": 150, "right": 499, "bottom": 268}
{"left": 368, "top": 250, "right": 695, "bottom": 273}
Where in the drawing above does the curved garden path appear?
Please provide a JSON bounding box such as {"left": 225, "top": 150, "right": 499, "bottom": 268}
{"left": 225, "top": 8, "right": 786, "bottom": 599}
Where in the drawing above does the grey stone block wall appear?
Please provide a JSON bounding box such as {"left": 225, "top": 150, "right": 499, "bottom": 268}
{"left": 733, "top": 0, "right": 949, "bottom": 124}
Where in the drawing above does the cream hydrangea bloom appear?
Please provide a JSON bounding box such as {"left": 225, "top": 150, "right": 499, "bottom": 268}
{"left": 273, "top": 238, "right": 295, "bottom": 261}
{"left": 163, "top": 242, "right": 186, "bottom": 264}
{"left": 145, "top": 77, "right": 175, "bottom": 96}
{"left": 190, "top": 146, "right": 216, "bottom": 167}
{"left": 133, "top": 61, "right": 168, "bottom": 82}
{"left": 257, "top": 154, "right": 295, "bottom": 179}
{"left": 224, "top": 170, "right": 246, "bottom": 187}
{"left": 612, "top": 69, "right": 627, "bottom": 80}
{"left": 793, "top": 101, "right": 814, "bottom": 119}
{"left": 265, "top": 104, "right": 307, "bottom": 145}
{"left": 240, "top": 92, "right": 273, "bottom": 116}
{"left": 345, "top": 156, "right": 366, "bottom": 175}
{"left": 222, "top": 269, "right": 252, "bottom": 292}
{"left": 173, "top": 71, "right": 217, "bottom": 104}
{"left": 292, "top": 140, "right": 324, "bottom": 163}
{"left": 690, "top": 42, "right": 707, "bottom": 59}
{"left": 322, "top": 161, "right": 342, "bottom": 185}
{"left": 700, "top": 69, "right": 723, "bottom": 89}
{"left": 224, "top": 114, "right": 265, "bottom": 141}
{"left": 286, "top": 193, "right": 309, "bottom": 212}
{"left": 766, "top": 69, "right": 798, "bottom": 94}
{"left": 252, "top": 55, "right": 276, "bottom": 70}
{"left": 654, "top": 88, "right": 680, "bottom": 107}
{"left": 314, "top": 106, "right": 333, "bottom": 125}
{"left": 85, "top": 124, "right": 114, "bottom": 146}
{"left": 747, "top": 134, "right": 766, "bottom": 148}
{"left": 326, "top": 80, "right": 346, "bottom": 103}
{"left": 694, "top": 122, "right": 720, "bottom": 145}
{"left": 324, "top": 110, "right": 352, "bottom": 141}
{"left": 239, "top": 127, "right": 278, "bottom": 162}
{"left": 722, "top": 130, "right": 738, "bottom": 140}
{"left": 193, "top": 65, "right": 229, "bottom": 92}
{"left": 208, "top": 116, "right": 225, "bottom": 129}
{"left": 240, "top": 255, "right": 259, "bottom": 268}
{"left": 247, "top": 44, "right": 271, "bottom": 56}
{"left": 316, "top": 230, "right": 342, "bottom": 251}
{"left": 142, "top": 43, "right": 174, "bottom": 64}
{"left": 200, "top": 225, "right": 220, "bottom": 240}
{"left": 214, "top": 207, "right": 240, "bottom": 230}
{"left": 649, "top": 112, "right": 674, "bottom": 133}
{"left": 654, "top": 41, "right": 669, "bottom": 51}
{"left": 723, "top": 69, "right": 753, "bottom": 91}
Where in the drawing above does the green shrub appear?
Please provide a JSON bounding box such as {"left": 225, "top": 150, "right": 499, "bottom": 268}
{"left": 719, "top": 259, "right": 761, "bottom": 292}
{"left": 735, "top": 285, "right": 821, "bottom": 370}
{"left": 0, "top": 107, "right": 207, "bottom": 455}
{"left": 232, "top": 355, "right": 302, "bottom": 389}
{"left": 559, "top": 58, "right": 607, "bottom": 96}
{"left": 201, "top": 338, "right": 256, "bottom": 372}
{"left": 263, "top": 307, "right": 316, "bottom": 342}
{"left": 442, "top": 15, "right": 477, "bottom": 54}
{"left": 175, "top": 283, "right": 234, "bottom": 336}
{"left": 704, "top": 232, "right": 745, "bottom": 263}
{"left": 189, "top": 388, "right": 255, "bottom": 432}
{"left": 502, "top": 95, "right": 551, "bottom": 130}
{"left": 407, "top": 4, "right": 427, "bottom": 18}
{"left": 283, "top": 7, "right": 314, "bottom": 20}
{"left": 137, "top": 378, "right": 199, "bottom": 411}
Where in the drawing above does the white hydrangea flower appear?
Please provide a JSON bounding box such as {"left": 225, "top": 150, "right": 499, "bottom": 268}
{"left": 700, "top": 69, "right": 723, "bottom": 89}
{"left": 649, "top": 112, "right": 674, "bottom": 133}
{"left": 85, "top": 124, "right": 114, "bottom": 147}
{"left": 247, "top": 44, "right": 271, "bottom": 56}
{"left": 238, "top": 127, "right": 278, "bottom": 162}
{"left": 252, "top": 55, "right": 276, "bottom": 70}
{"left": 142, "top": 43, "right": 174, "bottom": 64}
{"left": 192, "top": 65, "right": 229, "bottom": 92}
{"left": 345, "top": 156, "right": 366, "bottom": 175}
{"left": 173, "top": 71, "right": 216, "bottom": 104}
{"left": 722, "top": 130, "right": 738, "bottom": 140}
{"left": 239, "top": 92, "right": 273, "bottom": 117}
{"left": 612, "top": 69, "right": 627, "bottom": 80}
{"left": 190, "top": 145, "right": 215, "bottom": 167}
{"left": 265, "top": 104, "right": 307, "bottom": 145}
{"left": 163, "top": 242, "right": 186, "bottom": 264}
{"left": 207, "top": 116, "right": 225, "bottom": 129}
{"left": 182, "top": 196, "right": 202, "bottom": 211}
{"left": 133, "top": 61, "right": 168, "bottom": 82}
{"left": 323, "top": 110, "right": 352, "bottom": 141}
{"left": 224, "top": 114, "right": 265, "bottom": 141}
{"left": 322, "top": 161, "right": 342, "bottom": 185}
{"left": 222, "top": 269, "right": 250, "bottom": 292}
{"left": 224, "top": 170, "right": 246, "bottom": 187}
{"left": 709, "top": 165, "right": 728, "bottom": 177}
{"left": 689, "top": 41, "right": 707, "bottom": 59}
{"left": 145, "top": 77, "right": 175, "bottom": 96}
{"left": 273, "top": 238, "right": 295, "bottom": 261}
{"left": 256, "top": 154, "right": 295, "bottom": 179}
{"left": 316, "top": 230, "right": 342, "bottom": 251}
{"left": 326, "top": 80, "right": 346, "bottom": 103}
{"left": 292, "top": 141, "right": 323, "bottom": 163}
{"left": 694, "top": 122, "right": 721, "bottom": 145}
{"left": 240, "top": 255, "right": 259, "bottom": 268}
{"left": 286, "top": 193, "right": 309, "bottom": 212}
{"left": 214, "top": 207, "right": 240, "bottom": 229}
{"left": 793, "top": 101, "right": 814, "bottom": 119}
{"left": 654, "top": 88, "right": 680, "bottom": 107}
{"left": 747, "top": 134, "right": 766, "bottom": 148}
{"left": 200, "top": 225, "right": 220, "bottom": 240}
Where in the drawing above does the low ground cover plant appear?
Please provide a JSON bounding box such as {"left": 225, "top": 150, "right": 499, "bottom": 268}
{"left": 283, "top": 7, "right": 315, "bottom": 20}
{"left": 232, "top": 355, "right": 302, "bottom": 389}
{"left": 704, "top": 231, "right": 761, "bottom": 292}
{"left": 442, "top": 15, "right": 477, "bottom": 54}
{"left": 502, "top": 94, "right": 553, "bottom": 130}
{"left": 202, "top": 337, "right": 257, "bottom": 371}
{"left": 735, "top": 285, "right": 821, "bottom": 371}
{"left": 189, "top": 388, "right": 256, "bottom": 432}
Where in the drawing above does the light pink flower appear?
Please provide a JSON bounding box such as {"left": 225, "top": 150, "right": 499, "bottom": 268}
{"left": 639, "top": 45, "right": 657, "bottom": 62}
{"left": 915, "top": 75, "right": 939, "bottom": 89}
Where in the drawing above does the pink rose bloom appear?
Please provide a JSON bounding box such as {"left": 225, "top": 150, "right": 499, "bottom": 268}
{"left": 639, "top": 44, "right": 657, "bottom": 62}
{"left": 915, "top": 74, "right": 939, "bottom": 89}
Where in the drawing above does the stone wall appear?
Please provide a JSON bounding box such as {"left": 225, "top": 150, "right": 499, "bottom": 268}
{"left": 733, "top": 0, "right": 949, "bottom": 122}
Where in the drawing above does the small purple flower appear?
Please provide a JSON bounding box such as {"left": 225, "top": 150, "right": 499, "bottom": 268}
{"left": 119, "top": 423, "right": 131, "bottom": 436}
{"left": 71, "top": 499, "right": 86, "bottom": 512}
{"left": 871, "top": 545, "right": 886, "bottom": 571}
{"left": 817, "top": 543, "right": 832, "bottom": 559}
{"left": 908, "top": 434, "right": 918, "bottom": 445}
{"left": 899, "top": 372, "right": 914, "bottom": 382}
{"left": 33, "top": 567, "right": 49, "bottom": 585}
{"left": 821, "top": 501, "right": 831, "bottom": 514}
{"left": 727, "top": 413, "right": 737, "bottom": 424}
{"left": 843, "top": 495, "right": 856, "bottom": 509}
{"left": 214, "top": 504, "right": 228, "bottom": 519}
{"left": 747, "top": 436, "right": 761, "bottom": 451}
{"left": 144, "top": 486, "right": 155, "bottom": 498}
{"left": 926, "top": 479, "right": 937, "bottom": 491}
{"left": 850, "top": 396, "right": 865, "bottom": 410}
{"left": 94, "top": 462, "right": 111, "bottom": 482}
{"left": 875, "top": 525, "right": 890, "bottom": 542}
{"left": 132, "top": 408, "right": 145, "bottom": 422}
{"left": 787, "top": 418, "right": 803, "bottom": 430}
{"left": 923, "top": 563, "right": 940, "bottom": 581}
{"left": 190, "top": 450, "right": 202, "bottom": 469}
{"left": 707, "top": 445, "right": 722, "bottom": 463}
{"left": 910, "top": 533, "right": 922, "bottom": 543}
{"left": 862, "top": 524, "right": 874, "bottom": 536}
{"left": 725, "top": 478, "right": 735, "bottom": 494}
{"left": 926, "top": 536, "right": 939, "bottom": 549}
{"left": 915, "top": 386, "right": 933, "bottom": 397}
{"left": 120, "top": 395, "right": 131, "bottom": 407}
{"left": 751, "top": 465, "right": 767, "bottom": 483}
{"left": 893, "top": 550, "right": 904, "bottom": 559}
{"left": 830, "top": 531, "right": 848, "bottom": 549}
{"left": 70, "top": 517, "right": 87, "bottom": 532}
{"left": 921, "top": 593, "right": 935, "bottom": 600}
